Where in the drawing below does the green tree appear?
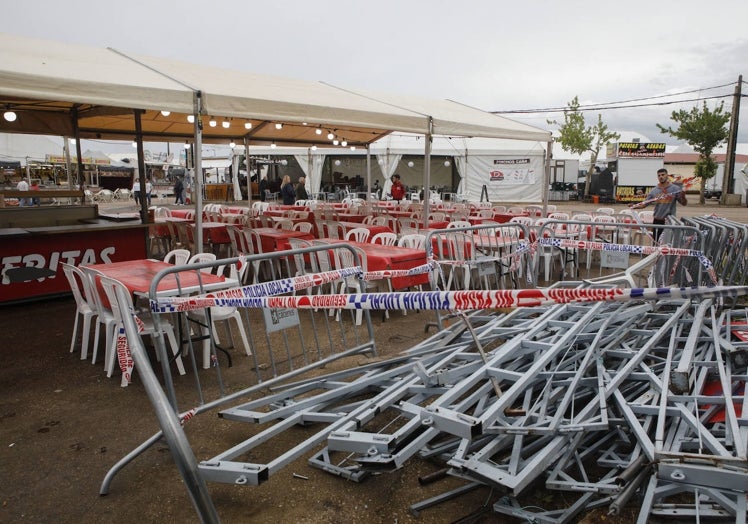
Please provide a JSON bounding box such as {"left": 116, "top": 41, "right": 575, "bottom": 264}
{"left": 657, "top": 101, "right": 730, "bottom": 204}
{"left": 547, "top": 96, "right": 620, "bottom": 198}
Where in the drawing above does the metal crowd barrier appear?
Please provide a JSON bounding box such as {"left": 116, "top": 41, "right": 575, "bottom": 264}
{"left": 97, "top": 222, "right": 747, "bottom": 523}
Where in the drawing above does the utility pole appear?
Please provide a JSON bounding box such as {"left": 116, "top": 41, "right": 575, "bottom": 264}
{"left": 721, "top": 74, "right": 742, "bottom": 204}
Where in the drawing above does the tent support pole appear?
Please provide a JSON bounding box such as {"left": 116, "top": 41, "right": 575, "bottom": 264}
{"left": 70, "top": 107, "right": 84, "bottom": 191}
{"left": 243, "top": 137, "right": 251, "bottom": 207}
{"left": 366, "top": 145, "right": 371, "bottom": 200}
{"left": 193, "top": 91, "right": 204, "bottom": 254}
{"left": 133, "top": 109, "right": 151, "bottom": 256}
{"left": 422, "top": 118, "right": 433, "bottom": 228}
{"left": 543, "top": 140, "right": 553, "bottom": 216}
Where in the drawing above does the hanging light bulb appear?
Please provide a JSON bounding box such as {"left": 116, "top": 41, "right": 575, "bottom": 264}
{"left": 229, "top": 140, "right": 236, "bottom": 149}
{"left": 160, "top": 110, "right": 171, "bottom": 117}
{"left": 333, "top": 139, "right": 339, "bottom": 146}
{"left": 184, "top": 141, "right": 191, "bottom": 149}
{"left": 311, "top": 145, "right": 317, "bottom": 151}
{"left": 334, "top": 159, "right": 341, "bottom": 166}
{"left": 270, "top": 142, "right": 276, "bottom": 149}
{"left": 274, "top": 122, "right": 283, "bottom": 130}
{"left": 131, "top": 140, "right": 138, "bottom": 148}
{"left": 315, "top": 127, "right": 322, "bottom": 135}
{"left": 209, "top": 117, "right": 217, "bottom": 127}
{"left": 4, "top": 109, "right": 18, "bottom": 122}
{"left": 222, "top": 119, "right": 230, "bottom": 128}
{"left": 341, "top": 140, "right": 347, "bottom": 147}
{"left": 187, "top": 114, "right": 195, "bottom": 123}
{"left": 350, "top": 146, "right": 356, "bottom": 151}
{"left": 444, "top": 159, "right": 451, "bottom": 167}
{"left": 327, "top": 132, "right": 334, "bottom": 140}
{"left": 407, "top": 161, "right": 414, "bottom": 168}
{"left": 244, "top": 121, "right": 252, "bottom": 130}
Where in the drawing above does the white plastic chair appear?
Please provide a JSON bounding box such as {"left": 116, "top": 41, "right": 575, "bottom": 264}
{"left": 345, "top": 227, "right": 371, "bottom": 243}
{"left": 397, "top": 233, "right": 427, "bottom": 250}
{"left": 97, "top": 273, "right": 186, "bottom": 378}
{"left": 186, "top": 260, "right": 251, "bottom": 368}
{"left": 61, "top": 263, "right": 97, "bottom": 361}
{"left": 534, "top": 218, "right": 564, "bottom": 282}
{"left": 80, "top": 267, "right": 120, "bottom": 369}
{"left": 292, "top": 221, "right": 313, "bottom": 234}
{"left": 447, "top": 220, "right": 472, "bottom": 229}
{"left": 370, "top": 232, "right": 397, "bottom": 246}
{"left": 164, "top": 248, "right": 191, "bottom": 266}
{"left": 274, "top": 218, "right": 294, "bottom": 230}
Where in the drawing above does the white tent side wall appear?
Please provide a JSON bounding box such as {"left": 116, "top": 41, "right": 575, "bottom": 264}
{"left": 461, "top": 153, "right": 545, "bottom": 202}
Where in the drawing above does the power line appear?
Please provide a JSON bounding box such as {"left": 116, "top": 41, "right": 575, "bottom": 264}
{"left": 492, "top": 82, "right": 737, "bottom": 115}
{"left": 495, "top": 93, "right": 733, "bottom": 115}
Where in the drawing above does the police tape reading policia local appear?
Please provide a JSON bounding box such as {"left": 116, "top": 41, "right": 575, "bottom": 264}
{"left": 630, "top": 168, "right": 687, "bottom": 241}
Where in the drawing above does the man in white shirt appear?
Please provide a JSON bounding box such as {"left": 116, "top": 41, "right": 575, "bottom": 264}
{"left": 16, "top": 179, "right": 30, "bottom": 207}
{"left": 132, "top": 180, "right": 141, "bottom": 206}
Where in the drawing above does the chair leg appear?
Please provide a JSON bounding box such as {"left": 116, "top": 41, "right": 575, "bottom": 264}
{"left": 70, "top": 313, "right": 80, "bottom": 354}
{"left": 106, "top": 326, "right": 121, "bottom": 378}
{"left": 80, "top": 314, "right": 92, "bottom": 360}
{"left": 91, "top": 320, "right": 104, "bottom": 365}
{"left": 162, "top": 326, "right": 186, "bottom": 376}
{"left": 229, "top": 314, "right": 252, "bottom": 356}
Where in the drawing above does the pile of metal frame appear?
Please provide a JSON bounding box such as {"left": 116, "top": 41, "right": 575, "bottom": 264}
{"left": 195, "top": 296, "right": 747, "bottom": 522}
{"left": 101, "top": 216, "right": 747, "bottom": 523}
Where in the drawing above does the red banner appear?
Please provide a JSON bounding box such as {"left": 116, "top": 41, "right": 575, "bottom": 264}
{"left": 1, "top": 227, "right": 146, "bottom": 303}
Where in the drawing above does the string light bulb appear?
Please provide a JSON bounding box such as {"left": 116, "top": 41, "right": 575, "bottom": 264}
{"left": 222, "top": 119, "right": 230, "bottom": 128}
{"left": 187, "top": 114, "right": 195, "bottom": 123}
{"left": 3, "top": 109, "right": 17, "bottom": 122}
{"left": 315, "top": 127, "right": 322, "bottom": 135}
{"left": 244, "top": 121, "right": 252, "bottom": 130}
{"left": 209, "top": 117, "right": 217, "bottom": 127}
{"left": 274, "top": 123, "right": 283, "bottom": 130}
{"left": 160, "top": 110, "right": 171, "bottom": 117}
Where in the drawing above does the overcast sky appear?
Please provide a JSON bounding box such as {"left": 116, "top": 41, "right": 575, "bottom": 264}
{"left": 4, "top": 0, "right": 748, "bottom": 151}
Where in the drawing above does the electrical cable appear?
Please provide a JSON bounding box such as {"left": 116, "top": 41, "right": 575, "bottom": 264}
{"left": 491, "top": 81, "right": 739, "bottom": 115}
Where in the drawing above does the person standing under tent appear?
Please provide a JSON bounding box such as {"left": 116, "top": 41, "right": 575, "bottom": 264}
{"left": 390, "top": 174, "right": 405, "bottom": 202}
{"left": 280, "top": 175, "right": 295, "bottom": 205}
{"left": 295, "top": 176, "right": 309, "bottom": 201}
{"left": 173, "top": 176, "right": 185, "bottom": 205}
{"left": 145, "top": 176, "right": 153, "bottom": 206}
{"left": 16, "top": 178, "right": 30, "bottom": 206}
{"left": 259, "top": 175, "right": 269, "bottom": 202}
{"left": 132, "top": 179, "right": 141, "bottom": 206}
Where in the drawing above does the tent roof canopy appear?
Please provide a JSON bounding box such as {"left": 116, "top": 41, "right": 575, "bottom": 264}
{"left": 0, "top": 33, "right": 551, "bottom": 148}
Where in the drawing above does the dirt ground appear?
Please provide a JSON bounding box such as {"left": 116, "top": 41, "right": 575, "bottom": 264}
{"left": 0, "top": 200, "right": 744, "bottom": 523}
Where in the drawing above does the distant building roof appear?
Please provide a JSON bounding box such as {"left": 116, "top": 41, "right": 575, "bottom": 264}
{"left": 665, "top": 152, "right": 748, "bottom": 164}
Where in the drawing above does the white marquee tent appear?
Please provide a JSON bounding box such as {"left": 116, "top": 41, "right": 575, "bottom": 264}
{"left": 245, "top": 134, "right": 548, "bottom": 203}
